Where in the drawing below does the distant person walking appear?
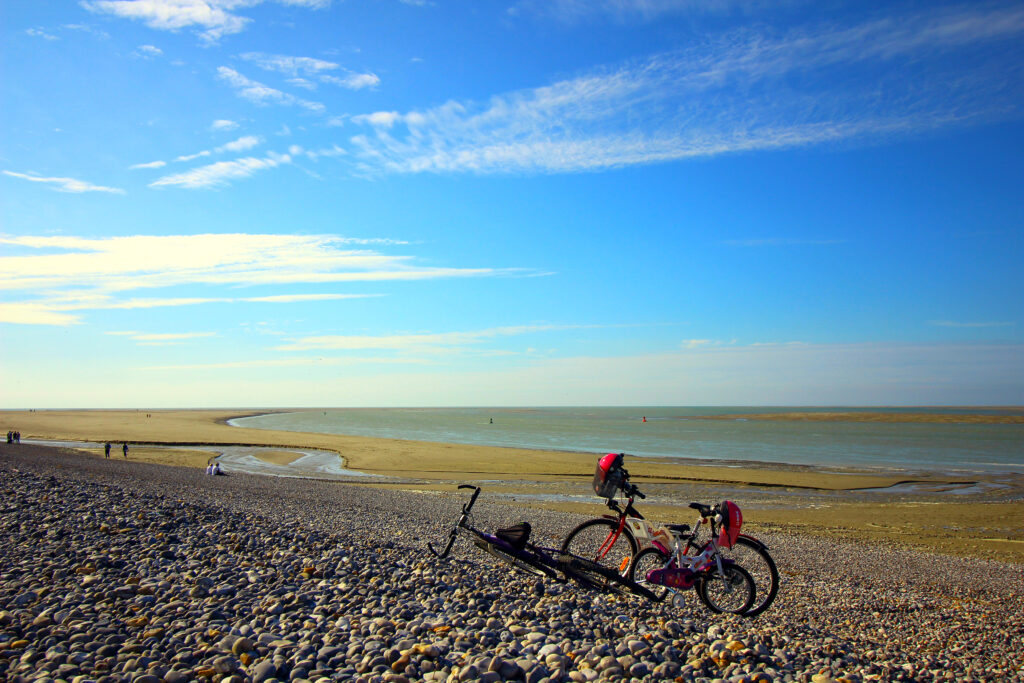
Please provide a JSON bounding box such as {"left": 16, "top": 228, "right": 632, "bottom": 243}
{"left": 6, "top": 431, "right": 11, "bottom": 444}
{"left": 104, "top": 442, "right": 111, "bottom": 458}
{"left": 122, "top": 443, "right": 129, "bottom": 459}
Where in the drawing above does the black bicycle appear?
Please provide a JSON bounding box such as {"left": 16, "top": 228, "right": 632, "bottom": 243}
{"left": 428, "top": 485, "right": 661, "bottom": 600}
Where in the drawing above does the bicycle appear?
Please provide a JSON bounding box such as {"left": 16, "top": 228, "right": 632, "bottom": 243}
{"left": 562, "top": 453, "right": 779, "bottom": 617}
{"left": 658, "top": 502, "right": 779, "bottom": 617}
{"left": 427, "top": 485, "right": 660, "bottom": 601}
{"left": 630, "top": 501, "right": 762, "bottom": 615}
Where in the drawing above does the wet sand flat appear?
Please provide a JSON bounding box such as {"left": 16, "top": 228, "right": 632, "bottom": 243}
{"left": 4, "top": 408, "right": 1022, "bottom": 562}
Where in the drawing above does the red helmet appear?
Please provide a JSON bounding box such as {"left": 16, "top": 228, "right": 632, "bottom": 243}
{"left": 716, "top": 501, "right": 743, "bottom": 548}
{"left": 593, "top": 453, "right": 625, "bottom": 498}
{"left": 597, "top": 452, "right": 623, "bottom": 475}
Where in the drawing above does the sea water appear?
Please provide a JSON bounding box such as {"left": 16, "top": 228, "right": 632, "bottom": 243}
{"left": 229, "top": 407, "right": 1024, "bottom": 475}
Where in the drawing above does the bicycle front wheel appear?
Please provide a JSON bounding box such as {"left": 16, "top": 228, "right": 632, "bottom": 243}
{"left": 697, "top": 563, "right": 755, "bottom": 615}
{"left": 720, "top": 536, "right": 778, "bottom": 617}
{"left": 629, "top": 547, "right": 671, "bottom": 601}
{"left": 561, "top": 518, "right": 638, "bottom": 575}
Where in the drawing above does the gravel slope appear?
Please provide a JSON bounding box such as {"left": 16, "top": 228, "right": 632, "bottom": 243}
{"left": 1, "top": 444, "right": 1021, "bottom": 683}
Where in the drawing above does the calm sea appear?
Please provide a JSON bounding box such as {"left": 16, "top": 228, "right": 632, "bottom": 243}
{"left": 229, "top": 407, "right": 1024, "bottom": 475}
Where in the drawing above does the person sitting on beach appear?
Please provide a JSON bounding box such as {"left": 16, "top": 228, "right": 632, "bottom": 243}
{"left": 205, "top": 463, "right": 214, "bottom": 475}
{"left": 213, "top": 463, "right": 224, "bottom": 475}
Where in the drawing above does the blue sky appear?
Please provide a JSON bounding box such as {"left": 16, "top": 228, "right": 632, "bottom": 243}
{"left": 1, "top": 0, "right": 1022, "bottom": 408}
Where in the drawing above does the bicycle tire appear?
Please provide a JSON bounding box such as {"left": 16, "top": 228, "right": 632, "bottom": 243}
{"left": 472, "top": 536, "right": 558, "bottom": 580}
{"left": 629, "top": 547, "right": 671, "bottom": 601}
{"left": 696, "top": 563, "right": 755, "bottom": 615}
{"left": 560, "top": 518, "right": 638, "bottom": 575}
{"left": 720, "top": 536, "right": 779, "bottom": 617}
{"left": 562, "top": 555, "right": 658, "bottom": 601}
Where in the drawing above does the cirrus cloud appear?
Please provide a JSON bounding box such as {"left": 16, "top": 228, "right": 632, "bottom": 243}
{"left": 2, "top": 170, "right": 125, "bottom": 194}
{"left": 149, "top": 151, "right": 290, "bottom": 188}
{"left": 349, "top": 5, "right": 1024, "bottom": 176}
{"left": 217, "top": 66, "right": 325, "bottom": 112}
{"left": 0, "top": 233, "right": 519, "bottom": 326}
{"left": 82, "top": 0, "right": 332, "bottom": 43}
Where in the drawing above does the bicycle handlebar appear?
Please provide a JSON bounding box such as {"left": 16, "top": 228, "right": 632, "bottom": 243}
{"left": 689, "top": 502, "right": 712, "bottom": 516}
{"left": 459, "top": 484, "right": 481, "bottom": 513}
{"left": 428, "top": 485, "right": 482, "bottom": 559}
{"left": 427, "top": 537, "right": 454, "bottom": 558}
{"left": 617, "top": 467, "right": 646, "bottom": 499}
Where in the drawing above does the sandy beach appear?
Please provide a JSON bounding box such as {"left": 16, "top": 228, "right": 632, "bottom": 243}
{"left": 3, "top": 409, "right": 1022, "bottom": 564}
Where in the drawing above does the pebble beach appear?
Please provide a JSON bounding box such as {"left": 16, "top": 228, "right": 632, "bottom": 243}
{"left": 2, "top": 443, "right": 1022, "bottom": 683}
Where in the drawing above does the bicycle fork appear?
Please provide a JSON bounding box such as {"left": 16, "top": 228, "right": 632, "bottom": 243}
{"left": 597, "top": 519, "right": 633, "bottom": 574}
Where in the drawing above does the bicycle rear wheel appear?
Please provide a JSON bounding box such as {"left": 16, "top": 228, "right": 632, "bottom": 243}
{"left": 696, "top": 563, "right": 755, "bottom": 615}
{"left": 560, "top": 518, "right": 638, "bottom": 575}
{"left": 719, "top": 536, "right": 778, "bottom": 616}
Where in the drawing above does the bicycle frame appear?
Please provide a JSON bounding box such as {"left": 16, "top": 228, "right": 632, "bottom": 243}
{"left": 595, "top": 494, "right": 645, "bottom": 566}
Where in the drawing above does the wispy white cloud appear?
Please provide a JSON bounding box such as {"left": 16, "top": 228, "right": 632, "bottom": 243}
{"left": 150, "top": 151, "right": 289, "bottom": 188}
{"left": 277, "top": 325, "right": 584, "bottom": 352}
{"left": 174, "top": 150, "right": 211, "bottom": 163}
{"left": 82, "top": 0, "right": 332, "bottom": 43}
{"left": 240, "top": 52, "right": 380, "bottom": 90}
{"left": 85, "top": 293, "right": 378, "bottom": 310}
{"left": 218, "top": 135, "right": 262, "bottom": 152}
{"left": 26, "top": 28, "right": 59, "bottom": 40}
{"left": 143, "top": 355, "right": 428, "bottom": 371}
{"left": 211, "top": 119, "right": 238, "bottom": 131}
{"left": 321, "top": 72, "right": 379, "bottom": 90}
{"left": 0, "top": 292, "right": 381, "bottom": 325}
{"left": 245, "top": 293, "right": 377, "bottom": 304}
{"left": 133, "top": 44, "right": 163, "bottom": 58}
{"left": 83, "top": 0, "right": 248, "bottom": 43}
{"left": 0, "top": 233, "right": 513, "bottom": 325}
{"left": 107, "top": 330, "right": 217, "bottom": 345}
{"left": 513, "top": 0, "right": 776, "bottom": 23}
{"left": 349, "top": 5, "right": 1024, "bottom": 175}
{"left": 298, "top": 144, "right": 346, "bottom": 161}
{"left": 217, "top": 66, "right": 325, "bottom": 112}
{"left": 62, "top": 23, "right": 112, "bottom": 39}
{"left": 240, "top": 52, "right": 339, "bottom": 76}
{"left": 2, "top": 170, "right": 125, "bottom": 194}
{"left": 352, "top": 111, "right": 403, "bottom": 128}
{"left": 140, "top": 135, "right": 264, "bottom": 170}
{"left": 0, "top": 302, "right": 81, "bottom": 326}
{"left": 131, "top": 160, "right": 167, "bottom": 170}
